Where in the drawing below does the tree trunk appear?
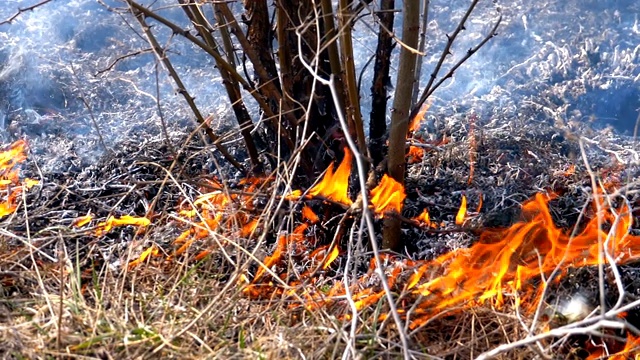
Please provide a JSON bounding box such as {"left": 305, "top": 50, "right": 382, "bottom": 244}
{"left": 382, "top": 0, "right": 420, "bottom": 250}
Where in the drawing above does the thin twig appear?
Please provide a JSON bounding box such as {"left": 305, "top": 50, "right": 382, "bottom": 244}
{"left": 94, "top": 48, "right": 152, "bottom": 76}
{"left": 410, "top": 2, "right": 501, "bottom": 124}
{"left": 79, "top": 95, "right": 112, "bottom": 155}
{"left": 153, "top": 60, "right": 176, "bottom": 157}
{"left": 0, "top": 0, "right": 54, "bottom": 26}
{"left": 128, "top": 4, "right": 245, "bottom": 173}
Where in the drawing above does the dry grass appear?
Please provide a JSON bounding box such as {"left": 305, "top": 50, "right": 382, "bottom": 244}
{"left": 0, "top": 242, "right": 538, "bottom": 359}
{"left": 0, "top": 234, "right": 343, "bottom": 359}
{"left": 2, "top": 119, "right": 640, "bottom": 360}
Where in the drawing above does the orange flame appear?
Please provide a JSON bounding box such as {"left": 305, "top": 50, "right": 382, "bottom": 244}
{"left": 476, "top": 192, "right": 483, "bottom": 213}
{"left": 254, "top": 235, "right": 287, "bottom": 282}
{"left": 0, "top": 201, "right": 17, "bottom": 218}
{"left": 370, "top": 174, "right": 406, "bottom": 215}
{"left": 403, "top": 193, "right": 640, "bottom": 324}
{"left": 245, "top": 190, "right": 640, "bottom": 334}
{"left": 455, "top": 195, "right": 467, "bottom": 225}
{"left": 407, "top": 264, "right": 429, "bottom": 290}
{"left": 302, "top": 205, "right": 319, "bottom": 224}
{"left": 127, "top": 244, "right": 160, "bottom": 270}
{"left": 564, "top": 164, "right": 576, "bottom": 177}
{"left": 323, "top": 245, "right": 340, "bottom": 269}
{"left": 414, "top": 209, "right": 431, "bottom": 226}
{"left": 96, "top": 215, "right": 151, "bottom": 236}
{"left": 587, "top": 333, "right": 640, "bottom": 359}
{"left": 73, "top": 214, "right": 93, "bottom": 228}
{"left": 353, "top": 289, "right": 384, "bottom": 311}
{"left": 0, "top": 140, "right": 27, "bottom": 170}
{"left": 170, "top": 177, "right": 273, "bottom": 261}
{"left": 407, "top": 145, "right": 424, "bottom": 164}
{"left": 239, "top": 218, "right": 259, "bottom": 237}
{"left": 408, "top": 102, "right": 431, "bottom": 134}
{"left": 609, "top": 334, "right": 640, "bottom": 359}
{"left": 307, "top": 148, "right": 353, "bottom": 205}
{"left": 0, "top": 140, "right": 34, "bottom": 218}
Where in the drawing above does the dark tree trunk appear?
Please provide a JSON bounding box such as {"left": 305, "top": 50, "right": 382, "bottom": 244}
{"left": 244, "top": 0, "right": 280, "bottom": 90}
{"left": 369, "top": 0, "right": 395, "bottom": 167}
{"left": 275, "top": 0, "right": 339, "bottom": 174}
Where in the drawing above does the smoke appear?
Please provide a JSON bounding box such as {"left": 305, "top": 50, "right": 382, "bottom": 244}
{"left": 417, "top": 0, "right": 640, "bottom": 133}
{"left": 0, "top": 0, "right": 638, "bottom": 172}
{"left": 0, "top": 0, "right": 234, "bottom": 172}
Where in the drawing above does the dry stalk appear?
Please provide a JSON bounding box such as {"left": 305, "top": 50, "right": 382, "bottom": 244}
{"left": 580, "top": 139, "right": 608, "bottom": 316}
{"left": 337, "top": 0, "right": 367, "bottom": 159}
{"left": 180, "top": 0, "right": 262, "bottom": 173}
{"left": 297, "top": 28, "right": 412, "bottom": 356}
{"left": 412, "top": 0, "right": 431, "bottom": 105}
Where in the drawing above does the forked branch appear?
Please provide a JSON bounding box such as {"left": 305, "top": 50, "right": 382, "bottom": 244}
{"left": 0, "top": 0, "right": 54, "bottom": 26}
{"left": 410, "top": 1, "right": 502, "bottom": 124}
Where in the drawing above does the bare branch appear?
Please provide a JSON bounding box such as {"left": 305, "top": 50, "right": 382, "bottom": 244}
{"left": 410, "top": 3, "right": 502, "bottom": 124}
{"left": 128, "top": 2, "right": 245, "bottom": 173}
{"left": 0, "top": 0, "right": 54, "bottom": 26}
{"left": 95, "top": 48, "right": 153, "bottom": 76}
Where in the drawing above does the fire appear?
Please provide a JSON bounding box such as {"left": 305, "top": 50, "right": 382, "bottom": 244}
{"left": 0, "top": 139, "right": 28, "bottom": 170}
{"left": 286, "top": 149, "right": 412, "bottom": 218}
{"left": 406, "top": 101, "right": 437, "bottom": 164}
{"left": 413, "top": 209, "right": 444, "bottom": 229}
{"left": 323, "top": 244, "right": 339, "bottom": 269}
{"left": 408, "top": 102, "right": 431, "bottom": 134}
{"left": 73, "top": 214, "right": 93, "bottom": 228}
{"left": 239, "top": 218, "right": 259, "bottom": 237}
{"left": 253, "top": 235, "right": 288, "bottom": 282}
{"left": 407, "top": 264, "right": 429, "bottom": 290}
{"left": 34, "top": 129, "right": 630, "bottom": 357}
{"left": 245, "top": 188, "right": 640, "bottom": 344}
{"left": 414, "top": 209, "right": 431, "bottom": 226}
{"left": 404, "top": 193, "right": 640, "bottom": 324}
{"left": 302, "top": 205, "right": 319, "bottom": 224}
{"left": 455, "top": 195, "right": 467, "bottom": 225}
{"left": 610, "top": 335, "right": 640, "bottom": 359}
{"left": 564, "top": 164, "right": 576, "bottom": 176}
{"left": 407, "top": 136, "right": 450, "bottom": 164}
{"left": 407, "top": 144, "right": 425, "bottom": 164}
{"left": 95, "top": 215, "right": 151, "bottom": 236}
{"left": 587, "top": 333, "right": 640, "bottom": 359}
{"left": 307, "top": 147, "right": 353, "bottom": 205}
{"left": 0, "top": 140, "right": 37, "bottom": 218}
{"left": 169, "top": 176, "right": 274, "bottom": 262}
{"left": 369, "top": 174, "right": 406, "bottom": 215}
{"left": 127, "top": 244, "right": 160, "bottom": 269}
{"left": 476, "top": 192, "right": 483, "bottom": 213}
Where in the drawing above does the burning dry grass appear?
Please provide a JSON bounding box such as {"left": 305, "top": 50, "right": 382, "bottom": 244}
{"left": 2, "top": 119, "right": 640, "bottom": 359}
